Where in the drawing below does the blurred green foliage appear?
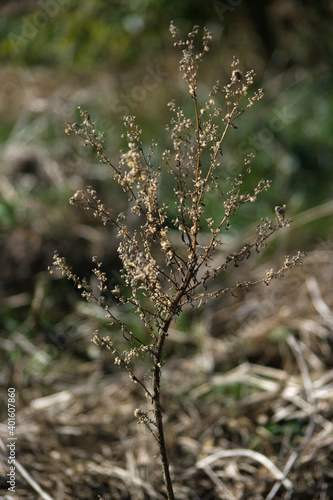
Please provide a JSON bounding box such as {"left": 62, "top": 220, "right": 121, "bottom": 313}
{"left": 1, "top": 1, "right": 332, "bottom": 212}
{"left": 1, "top": 0, "right": 332, "bottom": 345}
{"left": 1, "top": 0, "right": 217, "bottom": 69}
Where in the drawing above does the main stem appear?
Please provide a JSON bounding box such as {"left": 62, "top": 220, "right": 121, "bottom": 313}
{"left": 152, "top": 266, "right": 196, "bottom": 499}
{"left": 151, "top": 90, "right": 201, "bottom": 500}
{"left": 153, "top": 312, "right": 176, "bottom": 499}
{"left": 153, "top": 356, "right": 175, "bottom": 500}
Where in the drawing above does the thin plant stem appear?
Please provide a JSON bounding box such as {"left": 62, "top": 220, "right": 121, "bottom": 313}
{"left": 49, "top": 22, "right": 304, "bottom": 498}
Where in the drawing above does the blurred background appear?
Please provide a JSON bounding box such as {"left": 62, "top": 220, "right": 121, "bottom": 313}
{"left": 1, "top": 1, "right": 333, "bottom": 499}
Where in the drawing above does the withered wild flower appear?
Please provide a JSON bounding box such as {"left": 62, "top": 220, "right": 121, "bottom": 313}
{"left": 49, "top": 23, "right": 303, "bottom": 500}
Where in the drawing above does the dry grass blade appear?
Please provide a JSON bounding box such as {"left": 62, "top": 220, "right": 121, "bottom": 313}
{"left": 191, "top": 448, "right": 293, "bottom": 490}
{"left": 0, "top": 438, "right": 55, "bottom": 500}
{"left": 201, "top": 464, "right": 237, "bottom": 500}
{"left": 85, "top": 461, "right": 165, "bottom": 500}
{"left": 306, "top": 276, "right": 333, "bottom": 327}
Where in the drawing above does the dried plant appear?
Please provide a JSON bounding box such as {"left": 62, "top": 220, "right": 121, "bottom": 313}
{"left": 49, "top": 23, "right": 303, "bottom": 499}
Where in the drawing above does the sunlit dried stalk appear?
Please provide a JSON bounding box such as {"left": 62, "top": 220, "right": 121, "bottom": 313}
{"left": 49, "top": 23, "right": 303, "bottom": 500}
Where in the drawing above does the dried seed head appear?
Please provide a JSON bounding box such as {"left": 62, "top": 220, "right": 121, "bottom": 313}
{"left": 275, "top": 204, "right": 286, "bottom": 221}
{"left": 233, "top": 70, "right": 243, "bottom": 82}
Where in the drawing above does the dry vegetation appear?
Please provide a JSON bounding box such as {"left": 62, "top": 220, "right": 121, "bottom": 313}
{"left": 1, "top": 18, "right": 333, "bottom": 500}
{"left": 1, "top": 242, "right": 333, "bottom": 499}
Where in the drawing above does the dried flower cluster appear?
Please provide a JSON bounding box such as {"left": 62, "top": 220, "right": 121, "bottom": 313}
{"left": 49, "top": 23, "right": 303, "bottom": 500}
